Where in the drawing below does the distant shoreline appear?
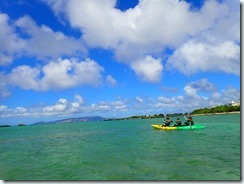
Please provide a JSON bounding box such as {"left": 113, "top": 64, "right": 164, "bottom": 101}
{"left": 192, "top": 111, "right": 240, "bottom": 116}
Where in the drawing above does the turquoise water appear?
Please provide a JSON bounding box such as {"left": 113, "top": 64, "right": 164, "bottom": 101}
{"left": 0, "top": 114, "right": 240, "bottom": 180}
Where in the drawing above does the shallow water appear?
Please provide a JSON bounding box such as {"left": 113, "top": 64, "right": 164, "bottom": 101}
{"left": 0, "top": 114, "right": 240, "bottom": 180}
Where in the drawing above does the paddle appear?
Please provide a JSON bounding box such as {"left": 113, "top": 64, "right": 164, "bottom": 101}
{"left": 184, "top": 115, "right": 193, "bottom": 128}
{"left": 160, "top": 113, "right": 166, "bottom": 127}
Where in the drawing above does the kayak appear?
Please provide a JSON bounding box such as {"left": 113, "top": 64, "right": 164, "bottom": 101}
{"left": 152, "top": 124, "right": 205, "bottom": 130}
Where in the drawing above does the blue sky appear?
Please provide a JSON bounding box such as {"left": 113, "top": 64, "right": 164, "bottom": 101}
{"left": 0, "top": 0, "right": 240, "bottom": 125}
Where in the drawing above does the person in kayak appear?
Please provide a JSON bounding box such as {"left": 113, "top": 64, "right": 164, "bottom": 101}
{"left": 161, "top": 117, "right": 172, "bottom": 127}
{"left": 172, "top": 118, "right": 182, "bottom": 127}
{"left": 184, "top": 116, "right": 194, "bottom": 126}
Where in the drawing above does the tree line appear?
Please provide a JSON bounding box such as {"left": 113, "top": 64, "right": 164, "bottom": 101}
{"left": 104, "top": 104, "right": 240, "bottom": 121}
{"left": 104, "top": 113, "right": 187, "bottom": 121}
{"left": 191, "top": 104, "right": 240, "bottom": 115}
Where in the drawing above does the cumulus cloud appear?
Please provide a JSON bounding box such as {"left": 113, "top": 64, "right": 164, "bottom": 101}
{"left": 4, "top": 58, "right": 104, "bottom": 91}
{"left": 7, "top": 65, "right": 41, "bottom": 90}
{"left": 0, "top": 0, "right": 239, "bottom": 84}
{"left": 43, "top": 0, "right": 239, "bottom": 79}
{"left": 166, "top": 40, "right": 240, "bottom": 75}
{"left": 15, "top": 15, "right": 86, "bottom": 59}
{"left": 166, "top": 0, "right": 239, "bottom": 76}
{"left": 52, "top": 0, "right": 227, "bottom": 50}
{"left": 0, "top": 13, "right": 25, "bottom": 65}
{"left": 131, "top": 55, "right": 163, "bottom": 83}
{"left": 41, "top": 58, "right": 104, "bottom": 90}
{"left": 42, "top": 98, "right": 68, "bottom": 113}
{"left": 0, "top": 13, "right": 86, "bottom": 66}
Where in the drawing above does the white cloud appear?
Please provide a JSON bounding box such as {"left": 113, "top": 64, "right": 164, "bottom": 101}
{"left": 15, "top": 15, "right": 86, "bottom": 59}
{"left": 7, "top": 65, "right": 41, "bottom": 90}
{"left": 136, "top": 97, "right": 143, "bottom": 103}
{"left": 91, "top": 103, "right": 111, "bottom": 111}
{"left": 166, "top": 0, "right": 240, "bottom": 76}
{"left": 184, "top": 78, "right": 217, "bottom": 96}
{"left": 184, "top": 85, "right": 198, "bottom": 97}
{"left": 74, "top": 94, "right": 84, "bottom": 104}
{"left": 154, "top": 96, "right": 176, "bottom": 109}
{"left": 0, "top": 13, "right": 86, "bottom": 66}
{"left": 0, "top": 96, "right": 80, "bottom": 118}
{"left": 111, "top": 100, "right": 127, "bottom": 110}
{"left": 16, "top": 107, "right": 27, "bottom": 113}
{"left": 42, "top": 98, "right": 68, "bottom": 113}
{"left": 131, "top": 55, "right": 163, "bottom": 83}
{"left": 41, "top": 58, "right": 104, "bottom": 90}
{"left": 148, "top": 79, "right": 238, "bottom": 112}
{"left": 0, "top": 73, "right": 11, "bottom": 97}
{"left": 0, "top": 85, "right": 240, "bottom": 119}
{"left": 0, "top": 105, "right": 7, "bottom": 111}
{"left": 158, "top": 96, "right": 174, "bottom": 104}
{"left": 188, "top": 78, "right": 218, "bottom": 92}
{"left": 87, "top": 100, "right": 128, "bottom": 113}
{"left": 106, "top": 75, "right": 117, "bottom": 87}
{"left": 201, "top": 0, "right": 240, "bottom": 42}
{"left": 0, "top": 13, "right": 25, "bottom": 65}
{"left": 57, "top": 0, "right": 236, "bottom": 43}
{"left": 54, "top": 0, "right": 227, "bottom": 50}
{"left": 5, "top": 58, "right": 104, "bottom": 91}
{"left": 0, "top": 0, "right": 240, "bottom": 121}
{"left": 0, "top": 0, "right": 239, "bottom": 84}
{"left": 44, "top": 0, "right": 239, "bottom": 79}
{"left": 209, "top": 87, "right": 240, "bottom": 105}
{"left": 166, "top": 40, "right": 240, "bottom": 75}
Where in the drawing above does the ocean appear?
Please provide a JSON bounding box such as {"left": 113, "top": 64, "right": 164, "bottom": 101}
{"left": 0, "top": 114, "right": 240, "bottom": 181}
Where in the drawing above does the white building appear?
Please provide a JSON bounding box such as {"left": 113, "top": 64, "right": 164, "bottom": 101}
{"left": 230, "top": 100, "right": 240, "bottom": 106}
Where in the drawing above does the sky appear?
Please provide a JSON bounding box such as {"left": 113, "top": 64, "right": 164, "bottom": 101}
{"left": 0, "top": 0, "right": 240, "bottom": 125}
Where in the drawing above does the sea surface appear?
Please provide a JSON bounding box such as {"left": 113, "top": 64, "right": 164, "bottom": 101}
{"left": 0, "top": 114, "right": 240, "bottom": 181}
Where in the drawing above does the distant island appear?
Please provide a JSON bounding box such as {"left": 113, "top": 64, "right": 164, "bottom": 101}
{"left": 104, "top": 113, "right": 184, "bottom": 121}
{"left": 0, "top": 125, "right": 11, "bottom": 128}
{"left": 32, "top": 116, "right": 104, "bottom": 125}
{"left": 1, "top": 103, "right": 240, "bottom": 127}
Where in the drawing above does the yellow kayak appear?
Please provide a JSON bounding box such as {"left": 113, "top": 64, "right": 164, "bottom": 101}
{"left": 152, "top": 124, "right": 205, "bottom": 130}
{"left": 152, "top": 125, "right": 177, "bottom": 130}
